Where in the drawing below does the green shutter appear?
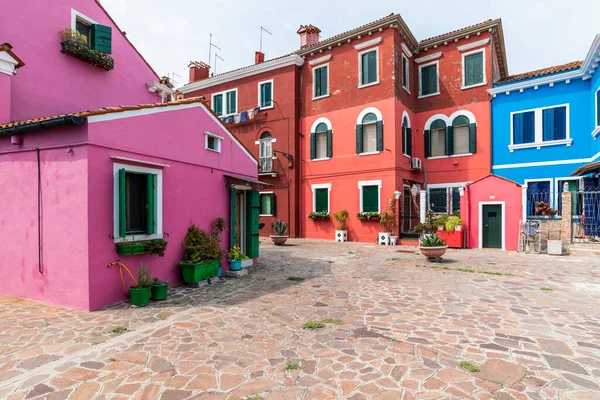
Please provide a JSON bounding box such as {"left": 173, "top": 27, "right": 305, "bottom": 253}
{"left": 226, "top": 91, "right": 236, "bottom": 114}
{"left": 376, "top": 121, "right": 383, "bottom": 151}
{"left": 118, "top": 168, "right": 126, "bottom": 237}
{"left": 230, "top": 187, "right": 237, "bottom": 248}
{"left": 362, "top": 186, "right": 379, "bottom": 212}
{"left": 356, "top": 124, "right": 363, "bottom": 154}
{"left": 326, "top": 129, "right": 332, "bottom": 158}
{"left": 246, "top": 190, "right": 260, "bottom": 259}
{"left": 424, "top": 130, "right": 431, "bottom": 158}
{"left": 310, "top": 133, "right": 316, "bottom": 160}
{"left": 465, "top": 52, "right": 483, "bottom": 86}
{"left": 261, "top": 83, "right": 272, "bottom": 108}
{"left": 270, "top": 193, "right": 276, "bottom": 216}
{"left": 407, "top": 128, "right": 413, "bottom": 157}
{"left": 91, "top": 24, "right": 112, "bottom": 54}
{"left": 321, "top": 67, "right": 328, "bottom": 95}
{"left": 469, "top": 123, "right": 477, "bottom": 153}
{"left": 213, "top": 94, "right": 223, "bottom": 116}
{"left": 315, "top": 189, "right": 329, "bottom": 212}
{"left": 446, "top": 126, "right": 454, "bottom": 156}
{"left": 314, "top": 68, "right": 322, "bottom": 97}
{"left": 146, "top": 174, "right": 155, "bottom": 235}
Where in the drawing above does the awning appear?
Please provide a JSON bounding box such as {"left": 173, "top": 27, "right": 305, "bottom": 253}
{"left": 224, "top": 174, "right": 274, "bottom": 188}
{"left": 571, "top": 161, "right": 600, "bottom": 176}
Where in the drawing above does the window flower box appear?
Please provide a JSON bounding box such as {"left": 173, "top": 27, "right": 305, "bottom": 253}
{"left": 356, "top": 211, "right": 380, "bottom": 221}
{"left": 116, "top": 242, "right": 146, "bottom": 255}
{"left": 61, "top": 40, "right": 114, "bottom": 71}
{"left": 308, "top": 211, "right": 331, "bottom": 220}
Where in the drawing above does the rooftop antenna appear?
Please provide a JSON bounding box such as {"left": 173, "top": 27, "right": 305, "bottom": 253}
{"left": 208, "top": 33, "right": 222, "bottom": 68}
{"left": 259, "top": 26, "right": 273, "bottom": 53}
{"left": 213, "top": 53, "right": 225, "bottom": 75}
{"left": 168, "top": 72, "right": 182, "bottom": 87}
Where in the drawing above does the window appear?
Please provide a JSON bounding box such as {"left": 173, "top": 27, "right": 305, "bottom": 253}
{"left": 452, "top": 116, "right": 470, "bottom": 155}
{"left": 402, "top": 116, "right": 412, "bottom": 157}
{"left": 424, "top": 114, "right": 477, "bottom": 158}
{"left": 402, "top": 54, "right": 410, "bottom": 92}
{"left": 259, "top": 80, "right": 273, "bottom": 109}
{"left": 419, "top": 62, "right": 439, "bottom": 97}
{"left": 212, "top": 93, "right": 223, "bottom": 116}
{"left": 463, "top": 50, "right": 485, "bottom": 88}
{"left": 358, "top": 180, "right": 381, "bottom": 213}
{"left": 542, "top": 106, "right": 567, "bottom": 141}
{"left": 259, "top": 192, "right": 276, "bottom": 216}
{"left": 428, "top": 187, "right": 461, "bottom": 215}
{"left": 312, "top": 184, "right": 331, "bottom": 213}
{"left": 510, "top": 105, "right": 571, "bottom": 150}
{"left": 114, "top": 163, "right": 162, "bottom": 242}
{"left": 429, "top": 120, "right": 446, "bottom": 157}
{"left": 212, "top": 89, "right": 237, "bottom": 117}
{"left": 205, "top": 132, "right": 222, "bottom": 153}
{"left": 259, "top": 132, "right": 273, "bottom": 173}
{"left": 71, "top": 10, "right": 112, "bottom": 54}
{"left": 512, "top": 111, "right": 535, "bottom": 145}
{"left": 359, "top": 49, "right": 378, "bottom": 87}
{"left": 76, "top": 20, "right": 91, "bottom": 43}
{"left": 526, "top": 180, "right": 551, "bottom": 216}
{"left": 310, "top": 121, "right": 332, "bottom": 160}
{"left": 226, "top": 90, "right": 237, "bottom": 115}
{"left": 313, "top": 65, "right": 329, "bottom": 99}
{"left": 356, "top": 110, "right": 383, "bottom": 154}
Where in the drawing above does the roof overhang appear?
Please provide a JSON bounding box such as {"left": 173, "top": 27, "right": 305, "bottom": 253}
{"left": 581, "top": 34, "right": 600, "bottom": 80}
{"left": 224, "top": 174, "right": 273, "bottom": 189}
{"left": 571, "top": 161, "right": 600, "bottom": 176}
{"left": 0, "top": 115, "right": 85, "bottom": 136}
{"left": 0, "top": 43, "right": 25, "bottom": 76}
{"left": 146, "top": 81, "right": 176, "bottom": 97}
{"left": 178, "top": 54, "right": 304, "bottom": 94}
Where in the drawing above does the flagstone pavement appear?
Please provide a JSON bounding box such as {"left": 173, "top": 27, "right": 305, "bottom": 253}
{"left": 1, "top": 239, "right": 600, "bottom": 400}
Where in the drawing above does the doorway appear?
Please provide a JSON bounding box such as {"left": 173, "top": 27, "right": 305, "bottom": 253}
{"left": 481, "top": 204, "right": 503, "bottom": 249}
{"left": 230, "top": 185, "right": 260, "bottom": 260}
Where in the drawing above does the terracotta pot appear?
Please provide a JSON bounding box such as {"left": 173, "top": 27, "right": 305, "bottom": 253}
{"left": 270, "top": 235, "right": 288, "bottom": 246}
{"left": 419, "top": 246, "right": 448, "bottom": 260}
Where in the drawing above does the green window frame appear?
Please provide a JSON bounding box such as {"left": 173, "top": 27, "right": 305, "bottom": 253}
{"left": 463, "top": 50, "right": 484, "bottom": 87}
{"left": 226, "top": 90, "right": 237, "bottom": 115}
{"left": 360, "top": 49, "right": 378, "bottom": 86}
{"left": 313, "top": 65, "right": 329, "bottom": 98}
{"left": 259, "top": 81, "right": 273, "bottom": 109}
{"left": 420, "top": 63, "right": 438, "bottom": 97}
{"left": 361, "top": 184, "right": 379, "bottom": 213}
{"left": 259, "top": 192, "right": 276, "bottom": 216}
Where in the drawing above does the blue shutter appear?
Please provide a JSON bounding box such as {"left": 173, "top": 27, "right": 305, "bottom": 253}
{"left": 542, "top": 108, "right": 555, "bottom": 141}
{"left": 524, "top": 112, "right": 535, "bottom": 144}
{"left": 555, "top": 106, "right": 567, "bottom": 140}
{"left": 513, "top": 113, "right": 524, "bottom": 145}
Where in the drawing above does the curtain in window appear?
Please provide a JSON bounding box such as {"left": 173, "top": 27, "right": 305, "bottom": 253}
{"left": 430, "top": 128, "right": 446, "bottom": 157}
{"left": 453, "top": 126, "right": 470, "bottom": 154}
{"left": 362, "top": 123, "right": 377, "bottom": 153}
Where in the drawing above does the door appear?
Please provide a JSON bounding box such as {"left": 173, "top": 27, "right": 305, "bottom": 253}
{"left": 482, "top": 204, "right": 502, "bottom": 249}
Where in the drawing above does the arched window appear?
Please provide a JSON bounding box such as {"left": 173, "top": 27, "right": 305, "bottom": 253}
{"left": 356, "top": 108, "right": 383, "bottom": 154}
{"left": 452, "top": 115, "right": 471, "bottom": 155}
{"left": 310, "top": 119, "right": 332, "bottom": 160}
{"left": 259, "top": 132, "right": 273, "bottom": 173}
{"left": 427, "top": 119, "right": 446, "bottom": 157}
{"left": 402, "top": 115, "right": 412, "bottom": 157}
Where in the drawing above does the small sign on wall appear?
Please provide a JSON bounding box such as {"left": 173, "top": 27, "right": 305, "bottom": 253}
{"left": 489, "top": 195, "right": 495, "bottom": 199}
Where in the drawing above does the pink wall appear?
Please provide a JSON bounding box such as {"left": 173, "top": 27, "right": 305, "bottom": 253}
{"left": 0, "top": 73, "right": 11, "bottom": 124}
{"left": 461, "top": 175, "right": 522, "bottom": 251}
{"left": 2, "top": 0, "right": 158, "bottom": 122}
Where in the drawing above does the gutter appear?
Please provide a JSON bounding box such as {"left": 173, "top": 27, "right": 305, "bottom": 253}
{"left": 0, "top": 115, "right": 85, "bottom": 136}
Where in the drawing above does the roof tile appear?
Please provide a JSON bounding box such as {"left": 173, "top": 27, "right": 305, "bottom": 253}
{"left": 497, "top": 61, "right": 582, "bottom": 84}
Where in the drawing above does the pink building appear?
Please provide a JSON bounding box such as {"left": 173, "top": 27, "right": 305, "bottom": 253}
{"left": 0, "top": 0, "right": 259, "bottom": 310}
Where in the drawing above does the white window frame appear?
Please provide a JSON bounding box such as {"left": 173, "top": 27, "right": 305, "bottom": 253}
{"left": 594, "top": 88, "right": 600, "bottom": 137}
{"left": 256, "top": 134, "right": 276, "bottom": 174}
{"left": 310, "top": 117, "right": 333, "bottom": 162}
{"left": 71, "top": 9, "right": 97, "bottom": 32}
{"left": 553, "top": 177, "right": 582, "bottom": 210}
{"left": 356, "top": 107, "right": 383, "bottom": 156}
{"left": 478, "top": 201, "right": 506, "bottom": 251}
{"left": 402, "top": 110, "right": 411, "bottom": 158}
{"left": 212, "top": 88, "right": 238, "bottom": 117}
{"left": 524, "top": 178, "right": 554, "bottom": 208}
{"left": 113, "top": 163, "right": 163, "bottom": 243}
{"left": 205, "top": 131, "right": 223, "bottom": 153}
{"left": 418, "top": 60, "right": 440, "bottom": 98}
{"left": 259, "top": 191, "right": 274, "bottom": 217}
{"left": 461, "top": 48, "right": 487, "bottom": 90}
{"left": 358, "top": 180, "right": 382, "bottom": 213}
{"left": 311, "top": 183, "right": 332, "bottom": 213}
{"left": 258, "top": 79, "right": 274, "bottom": 110}
{"left": 509, "top": 103, "right": 572, "bottom": 152}
{"left": 427, "top": 183, "right": 466, "bottom": 215}
{"left": 401, "top": 53, "right": 410, "bottom": 94}
{"left": 358, "top": 47, "right": 380, "bottom": 89}
{"left": 312, "top": 64, "right": 330, "bottom": 100}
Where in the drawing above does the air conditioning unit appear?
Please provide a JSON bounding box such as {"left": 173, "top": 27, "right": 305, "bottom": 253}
{"left": 410, "top": 157, "right": 422, "bottom": 171}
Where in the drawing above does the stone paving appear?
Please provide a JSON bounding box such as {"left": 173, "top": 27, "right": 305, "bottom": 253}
{"left": 1, "top": 239, "right": 600, "bottom": 399}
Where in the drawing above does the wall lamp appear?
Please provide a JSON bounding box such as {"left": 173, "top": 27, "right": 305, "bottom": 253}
{"left": 272, "top": 150, "right": 294, "bottom": 168}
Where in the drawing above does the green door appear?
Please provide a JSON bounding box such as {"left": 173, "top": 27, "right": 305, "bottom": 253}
{"left": 482, "top": 205, "right": 502, "bottom": 249}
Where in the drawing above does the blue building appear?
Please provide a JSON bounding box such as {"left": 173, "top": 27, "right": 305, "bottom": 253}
{"left": 490, "top": 35, "right": 600, "bottom": 235}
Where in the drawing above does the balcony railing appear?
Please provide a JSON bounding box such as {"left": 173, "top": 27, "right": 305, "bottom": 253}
{"left": 259, "top": 158, "right": 273, "bottom": 173}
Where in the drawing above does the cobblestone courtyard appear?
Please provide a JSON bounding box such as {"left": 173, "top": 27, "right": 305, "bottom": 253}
{"left": 1, "top": 239, "right": 600, "bottom": 400}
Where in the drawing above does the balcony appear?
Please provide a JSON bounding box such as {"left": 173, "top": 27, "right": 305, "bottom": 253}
{"left": 258, "top": 158, "right": 277, "bottom": 177}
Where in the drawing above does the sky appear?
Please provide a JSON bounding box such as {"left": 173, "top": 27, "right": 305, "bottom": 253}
{"left": 101, "top": 0, "right": 600, "bottom": 88}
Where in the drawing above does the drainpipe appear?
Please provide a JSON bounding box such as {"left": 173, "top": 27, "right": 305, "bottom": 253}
{"left": 37, "top": 148, "right": 43, "bottom": 274}
{"left": 489, "top": 28, "right": 496, "bottom": 176}
{"left": 465, "top": 184, "right": 470, "bottom": 248}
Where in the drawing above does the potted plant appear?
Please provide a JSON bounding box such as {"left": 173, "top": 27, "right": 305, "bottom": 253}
{"left": 333, "top": 209, "right": 349, "bottom": 242}
{"left": 308, "top": 211, "right": 331, "bottom": 220}
{"left": 59, "top": 28, "right": 114, "bottom": 71}
{"left": 228, "top": 246, "right": 248, "bottom": 271}
{"left": 434, "top": 215, "right": 448, "bottom": 231}
{"left": 356, "top": 211, "right": 380, "bottom": 221}
{"left": 130, "top": 264, "right": 152, "bottom": 307}
{"left": 419, "top": 234, "right": 448, "bottom": 260}
{"left": 379, "top": 198, "right": 398, "bottom": 245}
{"left": 445, "top": 216, "right": 464, "bottom": 232}
{"left": 270, "top": 220, "right": 289, "bottom": 245}
{"left": 150, "top": 278, "right": 169, "bottom": 301}
{"left": 180, "top": 218, "right": 226, "bottom": 284}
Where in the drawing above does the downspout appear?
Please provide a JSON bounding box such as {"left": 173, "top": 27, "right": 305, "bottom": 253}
{"left": 37, "top": 148, "right": 43, "bottom": 274}
{"left": 465, "top": 183, "right": 470, "bottom": 248}
{"left": 489, "top": 28, "right": 496, "bottom": 176}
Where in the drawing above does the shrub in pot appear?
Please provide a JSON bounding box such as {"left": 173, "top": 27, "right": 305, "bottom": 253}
{"left": 379, "top": 197, "right": 398, "bottom": 245}
{"left": 228, "top": 246, "right": 248, "bottom": 271}
{"left": 333, "top": 209, "right": 349, "bottom": 242}
{"left": 150, "top": 278, "right": 169, "bottom": 301}
{"left": 270, "top": 220, "right": 289, "bottom": 245}
{"left": 130, "top": 264, "right": 152, "bottom": 306}
{"left": 180, "top": 218, "right": 226, "bottom": 284}
{"left": 419, "top": 233, "right": 448, "bottom": 260}
{"left": 445, "top": 216, "right": 464, "bottom": 232}
{"left": 434, "top": 215, "right": 448, "bottom": 231}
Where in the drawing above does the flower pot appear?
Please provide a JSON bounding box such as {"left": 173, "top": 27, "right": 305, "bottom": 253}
{"left": 335, "top": 230, "right": 348, "bottom": 242}
{"left": 180, "top": 259, "right": 220, "bottom": 283}
{"left": 455, "top": 225, "right": 463, "bottom": 232}
{"left": 437, "top": 225, "right": 444, "bottom": 231}
{"left": 389, "top": 236, "right": 398, "bottom": 245}
{"left": 229, "top": 259, "right": 242, "bottom": 271}
{"left": 270, "top": 235, "right": 288, "bottom": 246}
{"left": 378, "top": 232, "right": 391, "bottom": 245}
{"left": 419, "top": 246, "right": 448, "bottom": 260}
{"left": 150, "top": 283, "right": 168, "bottom": 301}
{"left": 129, "top": 286, "right": 151, "bottom": 307}
{"left": 116, "top": 242, "right": 146, "bottom": 255}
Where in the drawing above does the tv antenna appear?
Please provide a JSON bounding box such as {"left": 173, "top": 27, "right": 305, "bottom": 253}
{"left": 167, "top": 72, "right": 182, "bottom": 87}
{"left": 208, "top": 33, "right": 222, "bottom": 68}
{"left": 213, "top": 53, "right": 225, "bottom": 75}
{"left": 260, "top": 26, "right": 273, "bottom": 53}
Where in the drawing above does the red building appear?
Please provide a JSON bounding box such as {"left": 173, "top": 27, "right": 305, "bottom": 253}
{"left": 179, "top": 53, "right": 304, "bottom": 238}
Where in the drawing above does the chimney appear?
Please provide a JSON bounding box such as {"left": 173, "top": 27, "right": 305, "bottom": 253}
{"left": 297, "top": 25, "right": 321, "bottom": 47}
{"left": 255, "top": 51, "right": 265, "bottom": 65}
{"left": 188, "top": 61, "right": 210, "bottom": 83}
{"left": 0, "top": 43, "right": 24, "bottom": 125}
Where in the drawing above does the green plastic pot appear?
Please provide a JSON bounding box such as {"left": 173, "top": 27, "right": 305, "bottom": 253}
{"left": 129, "top": 286, "right": 151, "bottom": 306}
{"left": 116, "top": 242, "right": 146, "bottom": 255}
{"left": 151, "top": 283, "right": 168, "bottom": 301}
{"left": 180, "top": 259, "right": 220, "bottom": 283}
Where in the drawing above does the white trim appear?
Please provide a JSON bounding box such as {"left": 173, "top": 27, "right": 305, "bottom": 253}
{"left": 508, "top": 103, "right": 571, "bottom": 151}
{"left": 178, "top": 55, "right": 304, "bottom": 93}
{"left": 0, "top": 51, "right": 20, "bottom": 76}
{"left": 211, "top": 88, "right": 238, "bottom": 117}
{"left": 312, "top": 63, "right": 330, "bottom": 100}
{"left": 595, "top": 87, "right": 600, "bottom": 130}
{"left": 308, "top": 54, "right": 332, "bottom": 66}
{"left": 258, "top": 79, "right": 274, "bottom": 110}
{"left": 478, "top": 202, "right": 506, "bottom": 251}
{"left": 427, "top": 182, "right": 467, "bottom": 189}
{"left": 401, "top": 43, "right": 413, "bottom": 58}
{"left": 146, "top": 81, "right": 176, "bottom": 101}
{"left": 354, "top": 37, "right": 382, "bottom": 51}
{"left": 424, "top": 113, "right": 450, "bottom": 130}
{"left": 356, "top": 107, "right": 383, "bottom": 124}
{"left": 461, "top": 48, "right": 487, "bottom": 89}
{"left": 259, "top": 191, "right": 274, "bottom": 216}
{"left": 401, "top": 111, "right": 411, "bottom": 128}
{"left": 401, "top": 53, "right": 410, "bottom": 93}
{"left": 358, "top": 47, "right": 380, "bottom": 88}
{"left": 311, "top": 183, "right": 332, "bottom": 213}
{"left": 310, "top": 117, "right": 333, "bottom": 133}
{"left": 110, "top": 156, "right": 170, "bottom": 168}
{"left": 71, "top": 9, "right": 97, "bottom": 31}
{"left": 205, "top": 131, "right": 223, "bottom": 153}
{"left": 493, "top": 150, "right": 600, "bottom": 170}
{"left": 358, "top": 180, "right": 382, "bottom": 213}
{"left": 592, "top": 126, "right": 600, "bottom": 138}
{"left": 427, "top": 153, "right": 473, "bottom": 160}
{"left": 448, "top": 109, "right": 477, "bottom": 124}
{"left": 414, "top": 52, "right": 442, "bottom": 64}
{"left": 358, "top": 151, "right": 381, "bottom": 156}
{"left": 113, "top": 163, "right": 163, "bottom": 243}
{"left": 312, "top": 157, "right": 330, "bottom": 162}
{"left": 488, "top": 69, "right": 581, "bottom": 95}
{"left": 457, "top": 38, "right": 490, "bottom": 52}
{"left": 255, "top": 137, "right": 277, "bottom": 145}
{"left": 418, "top": 60, "right": 440, "bottom": 98}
